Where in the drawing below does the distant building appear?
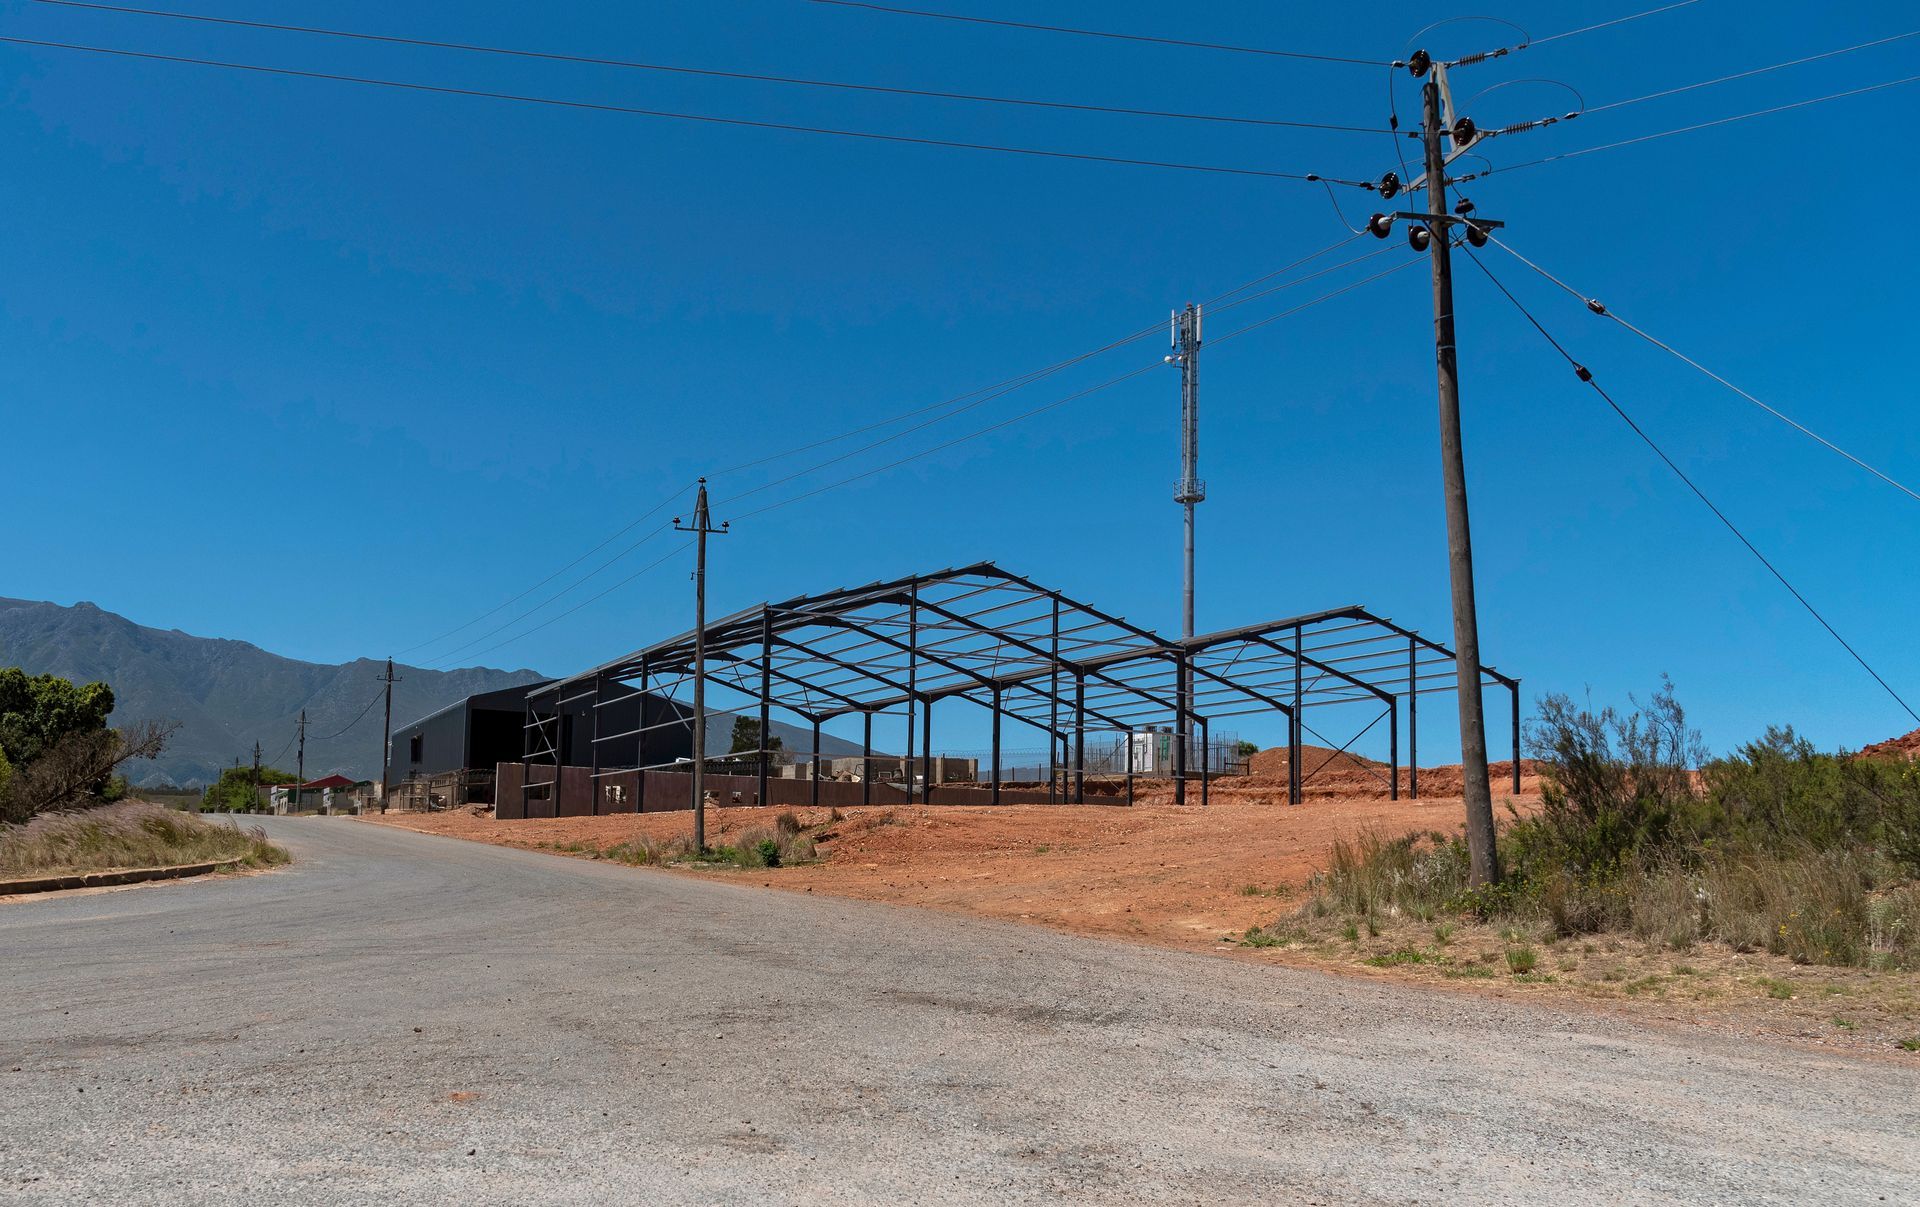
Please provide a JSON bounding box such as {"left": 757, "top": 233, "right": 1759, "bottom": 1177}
{"left": 388, "top": 680, "right": 696, "bottom": 782}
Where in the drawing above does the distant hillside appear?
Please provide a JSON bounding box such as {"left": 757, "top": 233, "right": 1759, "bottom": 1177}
{"left": 0, "top": 597, "right": 870, "bottom": 787}
{"left": 0, "top": 597, "right": 544, "bottom": 787}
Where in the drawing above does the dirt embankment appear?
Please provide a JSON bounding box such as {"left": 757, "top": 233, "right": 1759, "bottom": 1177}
{"left": 370, "top": 785, "right": 1521, "bottom": 949}
{"left": 1859, "top": 726, "right": 1920, "bottom": 761}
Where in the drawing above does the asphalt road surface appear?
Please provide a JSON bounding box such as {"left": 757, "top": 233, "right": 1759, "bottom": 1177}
{"left": 3, "top": 818, "right": 1914, "bottom": 1205}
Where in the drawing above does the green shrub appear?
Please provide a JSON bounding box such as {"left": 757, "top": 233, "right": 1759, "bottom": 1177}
{"left": 756, "top": 838, "right": 782, "bottom": 868}
{"left": 1506, "top": 947, "right": 1538, "bottom": 975}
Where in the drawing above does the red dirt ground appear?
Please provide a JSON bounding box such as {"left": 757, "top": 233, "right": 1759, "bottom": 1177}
{"left": 367, "top": 774, "right": 1533, "bottom": 950}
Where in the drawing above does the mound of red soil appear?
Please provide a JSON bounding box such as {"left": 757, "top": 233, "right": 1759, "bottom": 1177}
{"left": 1246, "top": 744, "right": 1383, "bottom": 782}
{"left": 1858, "top": 727, "right": 1920, "bottom": 761}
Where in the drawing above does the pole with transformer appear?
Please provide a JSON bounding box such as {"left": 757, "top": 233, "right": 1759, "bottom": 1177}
{"left": 1367, "top": 50, "right": 1503, "bottom": 883}
{"left": 377, "top": 657, "right": 400, "bottom": 814}
{"left": 1168, "top": 303, "right": 1204, "bottom": 796}
{"left": 674, "top": 478, "right": 728, "bottom": 854}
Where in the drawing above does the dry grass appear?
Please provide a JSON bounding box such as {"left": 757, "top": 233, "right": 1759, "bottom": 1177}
{"left": 0, "top": 801, "right": 288, "bottom": 877}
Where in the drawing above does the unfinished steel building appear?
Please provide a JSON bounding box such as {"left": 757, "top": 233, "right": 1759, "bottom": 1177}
{"left": 496, "top": 561, "right": 1520, "bottom": 818}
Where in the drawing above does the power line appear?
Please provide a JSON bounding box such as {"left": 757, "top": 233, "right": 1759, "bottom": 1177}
{"left": 1473, "top": 73, "right": 1920, "bottom": 179}
{"left": 443, "top": 541, "right": 692, "bottom": 667}
{"left": 804, "top": 0, "right": 1388, "bottom": 66}
{"left": 424, "top": 523, "right": 673, "bottom": 668}
{"left": 0, "top": 36, "right": 1359, "bottom": 183}
{"left": 1531, "top": 0, "right": 1703, "bottom": 48}
{"left": 1586, "top": 29, "right": 1920, "bottom": 115}
{"left": 26, "top": 0, "right": 1394, "bottom": 136}
{"left": 395, "top": 235, "right": 1370, "bottom": 662}
{"left": 1483, "top": 233, "right": 1920, "bottom": 505}
{"left": 392, "top": 491, "right": 683, "bottom": 657}
{"left": 720, "top": 244, "right": 1399, "bottom": 513}
{"left": 1463, "top": 247, "right": 1919, "bottom": 726}
{"left": 312, "top": 690, "right": 387, "bottom": 741}
{"left": 1424, "top": 1, "right": 1703, "bottom": 68}
{"left": 730, "top": 256, "right": 1421, "bottom": 522}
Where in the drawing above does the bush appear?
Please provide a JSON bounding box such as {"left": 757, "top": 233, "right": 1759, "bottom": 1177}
{"left": 0, "top": 801, "right": 287, "bottom": 876}
{"left": 1293, "top": 681, "right": 1920, "bottom": 971}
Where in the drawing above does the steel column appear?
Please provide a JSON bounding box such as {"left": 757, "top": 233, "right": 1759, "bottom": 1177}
{"left": 862, "top": 710, "right": 872, "bottom": 808}
{"left": 1291, "top": 623, "right": 1304, "bottom": 806}
{"left": 1048, "top": 596, "right": 1060, "bottom": 805}
{"left": 636, "top": 655, "right": 648, "bottom": 811}
{"left": 1173, "top": 650, "right": 1188, "bottom": 806}
{"left": 1199, "top": 716, "right": 1210, "bottom": 808}
{"left": 907, "top": 583, "right": 919, "bottom": 804}
{"left": 1511, "top": 679, "right": 1523, "bottom": 793}
{"left": 1408, "top": 637, "right": 1419, "bottom": 800}
{"left": 1388, "top": 696, "right": 1399, "bottom": 801}
{"left": 1124, "top": 726, "right": 1134, "bottom": 806}
{"left": 1072, "top": 673, "right": 1085, "bottom": 804}
{"left": 921, "top": 695, "right": 933, "bottom": 801}
{"left": 588, "top": 674, "right": 601, "bottom": 814}
{"left": 758, "top": 607, "right": 772, "bottom": 808}
{"left": 811, "top": 717, "right": 822, "bottom": 808}
{"left": 991, "top": 686, "right": 1002, "bottom": 806}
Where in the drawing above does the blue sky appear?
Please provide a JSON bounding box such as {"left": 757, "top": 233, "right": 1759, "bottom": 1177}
{"left": 4, "top": 0, "right": 1916, "bottom": 763}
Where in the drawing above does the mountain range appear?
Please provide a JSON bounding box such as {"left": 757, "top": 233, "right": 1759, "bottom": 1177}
{"left": 0, "top": 596, "right": 546, "bottom": 787}
{"left": 0, "top": 596, "right": 867, "bottom": 787}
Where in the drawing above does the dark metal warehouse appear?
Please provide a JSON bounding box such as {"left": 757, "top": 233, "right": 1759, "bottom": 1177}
{"left": 497, "top": 562, "right": 1521, "bottom": 819}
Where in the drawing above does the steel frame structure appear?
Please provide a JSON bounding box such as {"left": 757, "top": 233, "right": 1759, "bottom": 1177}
{"left": 522, "top": 561, "right": 1521, "bottom": 808}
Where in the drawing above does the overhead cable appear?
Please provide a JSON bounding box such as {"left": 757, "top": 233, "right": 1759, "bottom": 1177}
{"left": 1470, "top": 73, "right": 1920, "bottom": 179}
{"left": 1463, "top": 248, "right": 1919, "bottom": 726}
{"left": 393, "top": 235, "right": 1367, "bottom": 660}
{"left": 804, "top": 0, "right": 1388, "bottom": 66}
{"left": 25, "top": 0, "right": 1394, "bottom": 135}
{"left": 1482, "top": 233, "right": 1920, "bottom": 505}
{"left": 730, "top": 256, "right": 1424, "bottom": 521}
{"left": 0, "top": 36, "right": 1354, "bottom": 183}
{"left": 1588, "top": 28, "right": 1920, "bottom": 115}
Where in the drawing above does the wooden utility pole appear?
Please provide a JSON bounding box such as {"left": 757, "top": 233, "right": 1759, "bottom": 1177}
{"left": 251, "top": 740, "right": 262, "bottom": 813}
{"left": 1420, "top": 69, "right": 1500, "bottom": 885}
{"left": 294, "top": 710, "right": 306, "bottom": 814}
{"left": 674, "top": 479, "right": 728, "bottom": 853}
{"left": 378, "top": 657, "right": 401, "bottom": 814}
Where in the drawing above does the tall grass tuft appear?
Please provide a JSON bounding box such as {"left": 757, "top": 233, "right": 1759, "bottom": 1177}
{"left": 0, "top": 801, "right": 287, "bottom": 876}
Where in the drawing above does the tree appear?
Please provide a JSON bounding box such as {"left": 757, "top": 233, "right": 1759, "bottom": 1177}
{"left": 728, "top": 717, "right": 783, "bottom": 756}
{"left": 1, "top": 718, "right": 177, "bottom": 824}
{"left": 201, "top": 764, "right": 297, "bottom": 814}
{"left": 0, "top": 668, "right": 115, "bottom": 767}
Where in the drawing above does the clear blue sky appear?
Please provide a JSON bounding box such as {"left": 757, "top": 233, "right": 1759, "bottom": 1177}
{"left": 4, "top": 0, "right": 1916, "bottom": 763}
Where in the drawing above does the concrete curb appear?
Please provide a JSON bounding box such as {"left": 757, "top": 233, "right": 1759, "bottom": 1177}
{"left": 0, "top": 858, "right": 245, "bottom": 896}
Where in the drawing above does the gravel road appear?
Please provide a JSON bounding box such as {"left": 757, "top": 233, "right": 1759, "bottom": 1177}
{"left": 2, "top": 817, "right": 1913, "bottom": 1205}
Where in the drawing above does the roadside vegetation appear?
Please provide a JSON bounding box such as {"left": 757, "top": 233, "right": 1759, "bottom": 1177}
{"left": 538, "top": 808, "right": 830, "bottom": 870}
{"left": 1242, "top": 681, "right": 1920, "bottom": 1046}
{"left": 0, "top": 669, "right": 175, "bottom": 824}
{"left": 0, "top": 669, "right": 287, "bottom": 879}
{"left": 1, "top": 800, "right": 287, "bottom": 877}
{"left": 200, "top": 764, "right": 296, "bottom": 813}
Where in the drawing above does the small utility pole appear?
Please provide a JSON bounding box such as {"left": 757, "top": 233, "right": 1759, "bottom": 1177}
{"left": 378, "top": 657, "right": 401, "bottom": 814}
{"left": 674, "top": 479, "right": 728, "bottom": 853}
{"left": 294, "top": 710, "right": 306, "bottom": 814}
{"left": 1169, "top": 302, "right": 1204, "bottom": 791}
{"left": 1417, "top": 59, "right": 1499, "bottom": 884}
{"left": 251, "top": 740, "right": 262, "bottom": 813}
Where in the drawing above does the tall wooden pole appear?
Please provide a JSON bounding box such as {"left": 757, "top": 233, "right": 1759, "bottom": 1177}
{"left": 1422, "top": 74, "right": 1500, "bottom": 885}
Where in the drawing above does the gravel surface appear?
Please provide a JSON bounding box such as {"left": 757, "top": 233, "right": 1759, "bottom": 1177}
{"left": 2, "top": 817, "right": 1914, "bottom": 1205}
